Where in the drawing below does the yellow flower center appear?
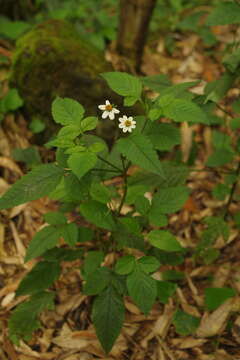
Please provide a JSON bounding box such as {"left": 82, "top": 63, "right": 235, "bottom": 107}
{"left": 105, "top": 104, "right": 113, "bottom": 111}
{"left": 125, "top": 120, "right": 132, "bottom": 127}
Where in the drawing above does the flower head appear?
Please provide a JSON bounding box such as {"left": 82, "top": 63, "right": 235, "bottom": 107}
{"left": 118, "top": 115, "right": 136, "bottom": 133}
{"left": 98, "top": 100, "right": 120, "bottom": 120}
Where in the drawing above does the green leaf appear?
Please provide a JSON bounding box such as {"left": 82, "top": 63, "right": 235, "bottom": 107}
{"left": 159, "top": 96, "right": 209, "bottom": 124}
{"left": 115, "top": 255, "right": 136, "bottom": 275}
{"left": 60, "top": 223, "right": 79, "bottom": 246}
{"left": 140, "top": 74, "right": 171, "bottom": 93}
{"left": 147, "top": 123, "right": 181, "bottom": 151}
{"left": 29, "top": 117, "right": 46, "bottom": 134}
{"left": 0, "top": 19, "right": 30, "bottom": 40}
{"left": 160, "top": 81, "right": 200, "bottom": 99}
{"left": 78, "top": 226, "right": 94, "bottom": 242}
{"left": 124, "top": 96, "right": 139, "bottom": 106}
{"left": 0, "top": 164, "right": 64, "bottom": 210}
{"left": 114, "top": 217, "right": 144, "bottom": 251}
{"left": 204, "top": 287, "right": 237, "bottom": 311}
{"left": 84, "top": 267, "right": 110, "bottom": 295}
{"left": 79, "top": 200, "right": 116, "bottom": 230}
{"left": 223, "top": 48, "right": 240, "bottom": 73}
{"left": 207, "top": 149, "right": 234, "bottom": 167}
{"left": 44, "top": 211, "right": 67, "bottom": 225}
{"left": 101, "top": 72, "right": 142, "bottom": 100}
{"left": 92, "top": 286, "right": 125, "bottom": 353}
{"left": 148, "top": 230, "right": 183, "bottom": 252}
{"left": 12, "top": 146, "right": 41, "bottom": 169}
{"left": 81, "top": 116, "right": 98, "bottom": 132}
{"left": 25, "top": 225, "right": 61, "bottom": 262}
{"left": 151, "top": 249, "right": 184, "bottom": 266}
{"left": 127, "top": 265, "right": 157, "bottom": 315}
{"left": 16, "top": 261, "right": 61, "bottom": 296}
{"left": 212, "top": 183, "right": 230, "bottom": 201}
{"left": 0, "top": 88, "right": 23, "bottom": 112}
{"left": 67, "top": 151, "right": 97, "bottom": 179}
{"left": 64, "top": 173, "right": 90, "bottom": 202}
{"left": 117, "top": 134, "right": 164, "bottom": 176}
{"left": 125, "top": 184, "right": 148, "bottom": 204}
{"left": 43, "top": 247, "right": 83, "bottom": 262}
{"left": 204, "top": 73, "right": 235, "bottom": 103}
{"left": 52, "top": 97, "right": 84, "bottom": 126}
{"left": 173, "top": 310, "right": 200, "bottom": 336}
{"left": 148, "top": 210, "right": 168, "bottom": 227}
{"left": 134, "top": 196, "right": 151, "bottom": 215}
{"left": 138, "top": 256, "right": 160, "bottom": 273}
{"left": 162, "top": 270, "right": 185, "bottom": 281}
{"left": 157, "top": 281, "right": 177, "bottom": 304}
{"left": 9, "top": 292, "right": 55, "bottom": 343}
{"left": 150, "top": 186, "right": 189, "bottom": 214}
{"left": 90, "top": 182, "right": 112, "bottom": 204}
{"left": 206, "top": 2, "right": 240, "bottom": 26}
{"left": 83, "top": 251, "right": 105, "bottom": 276}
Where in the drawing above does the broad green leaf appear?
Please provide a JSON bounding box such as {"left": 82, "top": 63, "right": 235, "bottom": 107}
{"left": 206, "top": 2, "right": 240, "bottom": 26}
{"left": 83, "top": 251, "right": 105, "bottom": 276}
{"left": 173, "top": 310, "right": 200, "bottom": 336}
{"left": 0, "top": 88, "right": 23, "bottom": 112}
{"left": 67, "top": 151, "right": 97, "bottom": 179}
{"left": 57, "top": 125, "right": 82, "bottom": 140}
{"left": 0, "top": 19, "right": 30, "bottom": 40}
{"left": 204, "top": 287, "right": 237, "bottom": 311}
{"left": 29, "top": 117, "right": 45, "bottom": 134}
{"left": 12, "top": 146, "right": 41, "bottom": 169}
{"left": 160, "top": 81, "right": 200, "bottom": 99}
{"left": 124, "top": 96, "right": 138, "bottom": 106}
{"left": 148, "top": 230, "right": 183, "bottom": 252}
{"left": 115, "top": 255, "right": 136, "bottom": 275}
{"left": 204, "top": 73, "right": 235, "bottom": 103}
{"left": 212, "top": 184, "right": 230, "bottom": 201}
{"left": 52, "top": 97, "right": 84, "bottom": 126}
{"left": 89, "top": 142, "right": 106, "bottom": 153}
{"left": 147, "top": 123, "right": 181, "bottom": 151}
{"left": 140, "top": 74, "right": 171, "bottom": 93}
{"left": 60, "top": 223, "right": 79, "bottom": 246}
{"left": 80, "top": 200, "right": 116, "bottom": 230}
{"left": 90, "top": 182, "right": 112, "bottom": 204}
{"left": 207, "top": 149, "right": 234, "bottom": 167}
{"left": 148, "top": 210, "right": 168, "bottom": 227}
{"left": 198, "top": 216, "right": 229, "bottom": 251}
{"left": 134, "top": 196, "right": 151, "bottom": 215}
{"left": 64, "top": 173, "right": 90, "bottom": 202}
{"left": 78, "top": 226, "right": 94, "bottom": 242}
{"left": 114, "top": 217, "right": 144, "bottom": 251}
{"left": 43, "top": 247, "right": 83, "bottom": 262}
{"left": 157, "top": 281, "right": 177, "bottom": 304}
{"left": 223, "top": 48, "right": 240, "bottom": 73}
{"left": 92, "top": 286, "right": 125, "bottom": 353}
{"left": 151, "top": 186, "right": 189, "bottom": 214}
{"left": 25, "top": 225, "right": 61, "bottom": 262}
{"left": 9, "top": 292, "right": 55, "bottom": 343}
{"left": 151, "top": 248, "right": 184, "bottom": 266}
{"left": 127, "top": 265, "right": 157, "bottom": 315}
{"left": 138, "top": 256, "right": 160, "bottom": 273}
{"left": 162, "top": 270, "right": 185, "bottom": 281}
{"left": 81, "top": 116, "right": 98, "bottom": 132}
{"left": 84, "top": 267, "right": 110, "bottom": 295}
{"left": 16, "top": 261, "right": 61, "bottom": 296}
{"left": 0, "top": 164, "right": 64, "bottom": 210}
{"left": 125, "top": 184, "right": 148, "bottom": 204}
{"left": 44, "top": 211, "right": 67, "bottom": 225}
{"left": 117, "top": 134, "right": 164, "bottom": 176}
{"left": 101, "top": 72, "right": 142, "bottom": 100}
{"left": 159, "top": 96, "right": 209, "bottom": 124}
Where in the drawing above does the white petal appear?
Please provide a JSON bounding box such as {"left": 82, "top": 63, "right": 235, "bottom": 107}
{"left": 123, "top": 128, "right": 128, "bottom": 133}
{"left": 109, "top": 112, "right": 115, "bottom": 120}
{"left": 122, "top": 115, "right": 128, "bottom": 120}
{"left": 132, "top": 121, "right": 136, "bottom": 125}
{"left": 131, "top": 124, "right": 136, "bottom": 129}
{"left": 98, "top": 105, "right": 106, "bottom": 110}
{"left": 119, "top": 123, "right": 124, "bottom": 128}
{"left": 128, "top": 128, "right": 132, "bottom": 132}
{"left": 128, "top": 117, "right": 133, "bottom": 121}
{"left": 105, "top": 100, "right": 110, "bottom": 105}
{"left": 113, "top": 108, "right": 120, "bottom": 114}
{"left": 102, "top": 111, "right": 109, "bottom": 119}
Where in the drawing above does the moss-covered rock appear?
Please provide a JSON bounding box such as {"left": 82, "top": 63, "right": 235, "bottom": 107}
{"left": 11, "top": 19, "right": 126, "bottom": 141}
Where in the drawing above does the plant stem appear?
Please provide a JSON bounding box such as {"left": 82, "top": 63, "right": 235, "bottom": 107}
{"left": 224, "top": 160, "right": 240, "bottom": 220}
{"left": 117, "top": 156, "right": 129, "bottom": 215}
{"left": 97, "top": 155, "right": 123, "bottom": 172}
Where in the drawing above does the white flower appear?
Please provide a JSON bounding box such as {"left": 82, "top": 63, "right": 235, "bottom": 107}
{"left": 98, "top": 100, "right": 120, "bottom": 120}
{"left": 118, "top": 115, "right": 136, "bottom": 133}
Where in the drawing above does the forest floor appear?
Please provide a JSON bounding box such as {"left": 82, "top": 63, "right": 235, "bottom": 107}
{"left": 1, "top": 24, "right": 240, "bottom": 360}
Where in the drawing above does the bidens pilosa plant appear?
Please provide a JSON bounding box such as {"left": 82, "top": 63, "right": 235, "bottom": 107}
{"left": 2, "top": 63, "right": 240, "bottom": 353}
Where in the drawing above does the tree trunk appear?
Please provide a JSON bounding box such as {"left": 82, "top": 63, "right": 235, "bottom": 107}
{"left": 116, "top": 0, "right": 157, "bottom": 73}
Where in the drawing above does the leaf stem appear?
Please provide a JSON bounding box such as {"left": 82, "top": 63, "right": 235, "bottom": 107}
{"left": 97, "top": 155, "right": 123, "bottom": 172}
{"left": 117, "top": 156, "right": 129, "bottom": 216}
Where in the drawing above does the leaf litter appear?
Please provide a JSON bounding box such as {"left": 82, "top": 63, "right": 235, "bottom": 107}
{"left": 1, "top": 18, "right": 240, "bottom": 360}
